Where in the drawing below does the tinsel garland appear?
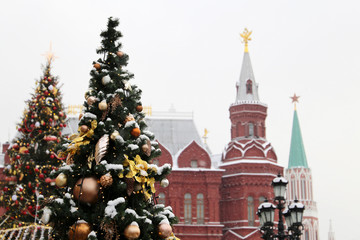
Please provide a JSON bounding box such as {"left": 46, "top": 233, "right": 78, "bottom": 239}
{"left": 0, "top": 225, "right": 51, "bottom": 240}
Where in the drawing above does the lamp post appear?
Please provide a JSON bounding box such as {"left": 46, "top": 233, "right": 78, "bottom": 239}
{"left": 257, "top": 175, "right": 305, "bottom": 240}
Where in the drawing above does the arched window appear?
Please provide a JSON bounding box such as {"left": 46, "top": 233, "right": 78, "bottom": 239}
{"left": 301, "top": 178, "right": 306, "bottom": 200}
{"left": 247, "top": 196, "right": 254, "bottom": 226}
{"left": 152, "top": 159, "right": 159, "bottom": 165}
{"left": 158, "top": 193, "right": 165, "bottom": 205}
{"left": 184, "top": 193, "right": 192, "bottom": 224}
{"left": 197, "top": 193, "right": 204, "bottom": 224}
{"left": 249, "top": 123, "right": 254, "bottom": 137}
{"left": 259, "top": 196, "right": 266, "bottom": 204}
{"left": 246, "top": 79, "right": 253, "bottom": 94}
{"left": 291, "top": 179, "right": 296, "bottom": 200}
{"left": 305, "top": 230, "right": 309, "bottom": 240}
{"left": 190, "top": 160, "right": 198, "bottom": 168}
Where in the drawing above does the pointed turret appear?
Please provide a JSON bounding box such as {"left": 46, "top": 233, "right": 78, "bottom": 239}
{"left": 286, "top": 95, "right": 319, "bottom": 240}
{"left": 288, "top": 94, "right": 308, "bottom": 168}
{"left": 236, "top": 29, "right": 260, "bottom": 103}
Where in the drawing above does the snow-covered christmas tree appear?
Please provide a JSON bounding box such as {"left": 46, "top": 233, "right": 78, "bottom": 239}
{"left": 46, "top": 17, "right": 179, "bottom": 240}
{"left": 0, "top": 50, "right": 67, "bottom": 229}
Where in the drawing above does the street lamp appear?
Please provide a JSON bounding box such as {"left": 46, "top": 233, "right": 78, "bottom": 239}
{"left": 257, "top": 174, "right": 305, "bottom": 240}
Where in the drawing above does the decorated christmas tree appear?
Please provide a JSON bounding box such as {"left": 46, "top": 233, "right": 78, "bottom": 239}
{"left": 45, "top": 18, "right": 179, "bottom": 240}
{"left": 0, "top": 51, "right": 68, "bottom": 229}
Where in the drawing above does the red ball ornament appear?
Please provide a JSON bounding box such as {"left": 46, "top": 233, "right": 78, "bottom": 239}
{"left": 59, "top": 111, "right": 64, "bottom": 117}
{"left": 13, "top": 143, "right": 19, "bottom": 150}
{"left": 43, "top": 170, "right": 47, "bottom": 174}
{"left": 3, "top": 187, "right": 8, "bottom": 192}
{"left": 44, "top": 90, "right": 49, "bottom": 95}
{"left": 25, "top": 165, "right": 30, "bottom": 169}
{"left": 35, "top": 168, "right": 40, "bottom": 173}
{"left": 39, "top": 173, "right": 45, "bottom": 179}
{"left": 28, "top": 206, "right": 33, "bottom": 211}
{"left": 53, "top": 106, "right": 57, "bottom": 110}
{"left": 45, "top": 177, "right": 52, "bottom": 183}
{"left": 18, "top": 128, "right": 22, "bottom": 132}
{"left": 49, "top": 118, "right": 53, "bottom": 122}
{"left": 50, "top": 154, "right": 55, "bottom": 159}
{"left": 59, "top": 123, "right": 63, "bottom": 127}
{"left": 16, "top": 155, "right": 21, "bottom": 159}
{"left": 20, "top": 197, "right": 24, "bottom": 201}
{"left": 63, "top": 124, "right": 67, "bottom": 127}
{"left": 15, "top": 200, "right": 19, "bottom": 205}
{"left": 28, "top": 182, "right": 32, "bottom": 188}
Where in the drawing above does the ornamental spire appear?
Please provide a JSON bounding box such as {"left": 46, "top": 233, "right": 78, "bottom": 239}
{"left": 288, "top": 98, "right": 308, "bottom": 168}
{"left": 290, "top": 93, "right": 300, "bottom": 110}
{"left": 240, "top": 28, "right": 252, "bottom": 53}
{"left": 235, "top": 28, "right": 260, "bottom": 103}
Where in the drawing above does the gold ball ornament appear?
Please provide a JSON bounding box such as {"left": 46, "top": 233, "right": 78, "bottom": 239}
{"left": 110, "top": 130, "right": 120, "bottom": 140}
{"left": 124, "top": 224, "right": 140, "bottom": 240}
{"left": 99, "top": 101, "right": 108, "bottom": 111}
{"left": 87, "top": 96, "right": 96, "bottom": 106}
{"left": 54, "top": 115, "right": 59, "bottom": 121}
{"left": 100, "top": 173, "right": 113, "bottom": 188}
{"left": 158, "top": 223, "right": 173, "bottom": 239}
{"left": 116, "top": 51, "right": 124, "bottom": 57}
{"left": 73, "top": 177, "right": 100, "bottom": 204}
{"left": 131, "top": 128, "right": 141, "bottom": 138}
{"left": 55, "top": 173, "right": 67, "bottom": 188}
{"left": 93, "top": 63, "right": 101, "bottom": 70}
{"left": 68, "top": 222, "right": 92, "bottom": 240}
{"left": 80, "top": 125, "right": 89, "bottom": 133}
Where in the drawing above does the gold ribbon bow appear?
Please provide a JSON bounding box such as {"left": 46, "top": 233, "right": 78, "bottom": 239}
{"left": 122, "top": 155, "right": 156, "bottom": 200}
{"left": 63, "top": 120, "right": 97, "bottom": 156}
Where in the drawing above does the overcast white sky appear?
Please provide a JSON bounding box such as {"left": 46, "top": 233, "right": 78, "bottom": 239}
{"left": 1, "top": 0, "right": 360, "bottom": 239}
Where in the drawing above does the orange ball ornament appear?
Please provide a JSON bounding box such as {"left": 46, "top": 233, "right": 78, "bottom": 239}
{"left": 136, "top": 105, "right": 143, "bottom": 112}
{"left": 131, "top": 128, "right": 141, "bottom": 138}
{"left": 116, "top": 51, "right": 124, "bottom": 57}
{"left": 68, "top": 222, "right": 91, "bottom": 240}
{"left": 73, "top": 177, "right": 99, "bottom": 204}
{"left": 158, "top": 223, "right": 172, "bottom": 239}
{"left": 93, "top": 63, "right": 101, "bottom": 70}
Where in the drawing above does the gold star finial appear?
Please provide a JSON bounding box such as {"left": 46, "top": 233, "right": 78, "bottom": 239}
{"left": 41, "top": 42, "right": 58, "bottom": 64}
{"left": 290, "top": 93, "right": 300, "bottom": 110}
{"left": 240, "top": 28, "right": 252, "bottom": 53}
{"left": 202, "top": 128, "right": 209, "bottom": 144}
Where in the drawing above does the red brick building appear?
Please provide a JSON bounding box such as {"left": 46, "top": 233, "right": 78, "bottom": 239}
{"left": 146, "top": 39, "right": 283, "bottom": 240}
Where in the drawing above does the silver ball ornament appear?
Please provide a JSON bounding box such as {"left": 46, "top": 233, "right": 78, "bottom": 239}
{"left": 160, "top": 179, "right": 169, "bottom": 188}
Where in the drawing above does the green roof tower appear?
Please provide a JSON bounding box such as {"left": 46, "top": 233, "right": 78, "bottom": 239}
{"left": 288, "top": 94, "right": 308, "bottom": 168}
